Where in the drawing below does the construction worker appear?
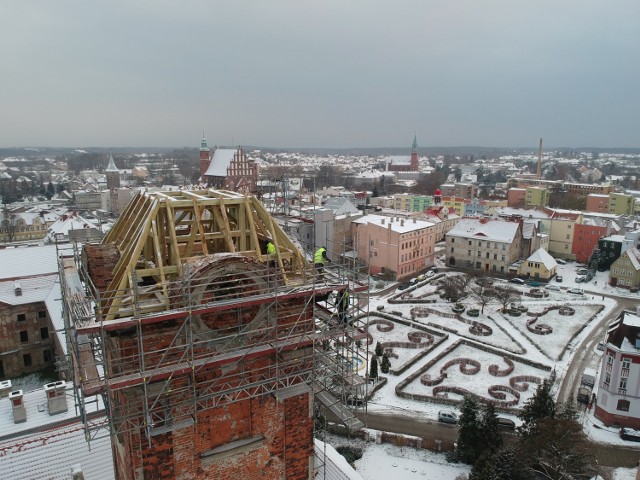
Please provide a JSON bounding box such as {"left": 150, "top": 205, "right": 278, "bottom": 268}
{"left": 314, "top": 246, "right": 328, "bottom": 280}
{"left": 266, "top": 239, "right": 276, "bottom": 256}
{"left": 266, "top": 239, "right": 277, "bottom": 274}
{"left": 337, "top": 289, "right": 349, "bottom": 325}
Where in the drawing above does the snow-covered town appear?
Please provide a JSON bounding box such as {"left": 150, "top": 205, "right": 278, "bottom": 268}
{"left": 2, "top": 140, "right": 640, "bottom": 480}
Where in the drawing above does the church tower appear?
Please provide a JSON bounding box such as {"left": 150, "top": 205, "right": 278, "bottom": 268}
{"left": 410, "top": 134, "right": 419, "bottom": 171}
{"left": 199, "top": 133, "right": 211, "bottom": 177}
{"left": 106, "top": 152, "right": 120, "bottom": 189}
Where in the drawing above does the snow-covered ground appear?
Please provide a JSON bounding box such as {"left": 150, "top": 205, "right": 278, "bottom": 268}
{"left": 326, "top": 261, "right": 640, "bottom": 478}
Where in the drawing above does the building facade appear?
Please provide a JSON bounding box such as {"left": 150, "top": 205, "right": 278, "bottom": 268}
{"left": 595, "top": 310, "right": 640, "bottom": 428}
{"left": 609, "top": 248, "right": 640, "bottom": 289}
{"left": 525, "top": 186, "right": 549, "bottom": 207}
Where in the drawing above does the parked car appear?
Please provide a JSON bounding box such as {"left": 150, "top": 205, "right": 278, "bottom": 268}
{"left": 397, "top": 282, "right": 411, "bottom": 291}
{"left": 596, "top": 342, "right": 605, "bottom": 352}
{"left": 546, "top": 284, "right": 560, "bottom": 291}
{"left": 438, "top": 411, "right": 458, "bottom": 424}
{"left": 555, "top": 258, "right": 567, "bottom": 265}
{"left": 620, "top": 427, "right": 640, "bottom": 442}
{"left": 527, "top": 281, "right": 542, "bottom": 287}
{"left": 497, "top": 417, "right": 516, "bottom": 431}
{"left": 568, "top": 288, "right": 584, "bottom": 295}
{"left": 509, "top": 278, "right": 525, "bottom": 284}
{"left": 555, "top": 275, "right": 563, "bottom": 282}
{"left": 575, "top": 276, "right": 586, "bottom": 283}
{"left": 577, "top": 268, "right": 589, "bottom": 275}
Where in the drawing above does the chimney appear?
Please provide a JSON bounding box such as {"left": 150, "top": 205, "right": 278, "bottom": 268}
{"left": 9, "top": 390, "right": 27, "bottom": 423}
{"left": 381, "top": 218, "right": 385, "bottom": 225}
{"left": 71, "top": 466, "right": 85, "bottom": 480}
{"left": 401, "top": 220, "right": 405, "bottom": 227}
{"left": 0, "top": 380, "right": 12, "bottom": 398}
{"left": 413, "top": 218, "right": 416, "bottom": 224}
{"left": 13, "top": 281, "right": 22, "bottom": 297}
{"left": 44, "top": 381, "right": 68, "bottom": 415}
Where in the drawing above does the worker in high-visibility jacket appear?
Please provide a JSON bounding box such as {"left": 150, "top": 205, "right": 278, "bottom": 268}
{"left": 314, "top": 246, "right": 328, "bottom": 280}
{"left": 266, "top": 239, "right": 277, "bottom": 272}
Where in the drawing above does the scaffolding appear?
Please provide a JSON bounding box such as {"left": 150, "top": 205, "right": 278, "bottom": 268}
{"left": 58, "top": 189, "right": 369, "bottom": 474}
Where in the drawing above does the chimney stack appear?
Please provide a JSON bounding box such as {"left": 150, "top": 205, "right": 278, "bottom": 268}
{"left": 9, "top": 390, "right": 27, "bottom": 423}
{"left": 0, "top": 380, "right": 12, "bottom": 398}
{"left": 45, "top": 381, "right": 68, "bottom": 415}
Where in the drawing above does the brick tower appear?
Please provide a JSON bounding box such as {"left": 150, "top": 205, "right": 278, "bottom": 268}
{"left": 71, "top": 191, "right": 329, "bottom": 480}
{"left": 199, "top": 133, "right": 211, "bottom": 177}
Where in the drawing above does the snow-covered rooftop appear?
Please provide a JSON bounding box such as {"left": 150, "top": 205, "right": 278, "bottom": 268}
{"left": 352, "top": 214, "right": 434, "bottom": 233}
{"left": 0, "top": 274, "right": 57, "bottom": 306}
{"left": 203, "top": 148, "right": 236, "bottom": 177}
{"left": 527, "top": 248, "right": 557, "bottom": 270}
{"left": 0, "top": 245, "right": 59, "bottom": 281}
{"left": 447, "top": 218, "right": 520, "bottom": 242}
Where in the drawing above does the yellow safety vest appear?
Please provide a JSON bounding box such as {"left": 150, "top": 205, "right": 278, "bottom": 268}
{"left": 267, "top": 242, "right": 276, "bottom": 255}
{"left": 314, "top": 248, "right": 326, "bottom": 264}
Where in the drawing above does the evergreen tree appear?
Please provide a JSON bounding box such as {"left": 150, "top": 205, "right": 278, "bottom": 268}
{"left": 470, "top": 447, "right": 530, "bottom": 480}
{"left": 518, "top": 373, "right": 556, "bottom": 435}
{"left": 374, "top": 341, "right": 384, "bottom": 357}
{"left": 557, "top": 400, "right": 579, "bottom": 421}
{"left": 369, "top": 356, "right": 378, "bottom": 380}
{"left": 380, "top": 354, "right": 391, "bottom": 374}
{"left": 479, "top": 402, "right": 502, "bottom": 454}
{"left": 46, "top": 181, "right": 55, "bottom": 199}
{"left": 456, "top": 395, "right": 482, "bottom": 464}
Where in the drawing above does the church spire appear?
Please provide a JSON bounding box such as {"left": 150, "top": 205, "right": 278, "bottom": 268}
{"left": 412, "top": 133, "right": 418, "bottom": 152}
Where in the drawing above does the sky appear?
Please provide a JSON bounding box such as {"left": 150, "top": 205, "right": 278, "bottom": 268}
{"left": 1, "top": 1, "right": 639, "bottom": 149}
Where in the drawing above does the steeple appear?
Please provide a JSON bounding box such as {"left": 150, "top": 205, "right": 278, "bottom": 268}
{"left": 410, "top": 134, "right": 419, "bottom": 171}
{"left": 106, "top": 152, "right": 119, "bottom": 172}
{"left": 199, "top": 133, "right": 212, "bottom": 177}
{"left": 105, "top": 151, "right": 121, "bottom": 189}
{"left": 200, "top": 133, "right": 210, "bottom": 153}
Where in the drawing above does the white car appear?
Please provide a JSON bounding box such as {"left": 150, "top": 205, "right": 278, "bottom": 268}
{"left": 546, "top": 284, "right": 560, "bottom": 291}
{"left": 438, "top": 411, "right": 458, "bottom": 424}
{"left": 568, "top": 288, "right": 584, "bottom": 295}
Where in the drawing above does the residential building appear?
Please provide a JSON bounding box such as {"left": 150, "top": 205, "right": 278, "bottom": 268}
{"left": 597, "top": 235, "right": 624, "bottom": 270}
{"left": 608, "top": 192, "right": 635, "bottom": 215}
{"left": 595, "top": 310, "right": 640, "bottom": 428}
{"left": 441, "top": 196, "right": 466, "bottom": 216}
{"left": 525, "top": 186, "right": 549, "bottom": 207}
{"left": 609, "top": 248, "right": 640, "bottom": 289}
{"left": 463, "top": 197, "right": 485, "bottom": 216}
{"left": 0, "top": 245, "right": 62, "bottom": 379}
{"left": 353, "top": 214, "right": 436, "bottom": 280}
{"left": 586, "top": 194, "right": 609, "bottom": 213}
{"left": 517, "top": 248, "right": 558, "bottom": 280}
{"left": 507, "top": 188, "right": 526, "bottom": 207}
{"left": 541, "top": 209, "right": 582, "bottom": 260}
{"left": 572, "top": 218, "right": 617, "bottom": 263}
{"left": 393, "top": 193, "right": 433, "bottom": 212}
{"left": 422, "top": 207, "right": 460, "bottom": 242}
{"left": 445, "top": 217, "right": 522, "bottom": 274}
{"left": 440, "top": 182, "right": 479, "bottom": 199}
{"left": 75, "top": 190, "right": 103, "bottom": 211}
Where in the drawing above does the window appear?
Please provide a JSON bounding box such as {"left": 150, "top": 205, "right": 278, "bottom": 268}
{"left": 40, "top": 327, "right": 49, "bottom": 339}
{"left": 622, "top": 358, "right": 631, "bottom": 369}
{"left": 43, "top": 350, "right": 52, "bottom": 363}
{"left": 607, "top": 353, "right": 615, "bottom": 365}
{"left": 23, "top": 354, "right": 32, "bottom": 367}
{"left": 38, "top": 310, "right": 47, "bottom": 319}
{"left": 617, "top": 399, "right": 630, "bottom": 412}
{"left": 451, "top": 247, "right": 455, "bottom": 253}
{"left": 620, "top": 378, "right": 628, "bottom": 391}
{"left": 17, "top": 313, "right": 26, "bottom": 322}
{"left": 20, "top": 331, "right": 28, "bottom": 343}
{"left": 604, "top": 372, "right": 611, "bottom": 386}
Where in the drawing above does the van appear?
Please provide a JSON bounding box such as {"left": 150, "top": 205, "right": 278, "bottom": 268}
{"left": 438, "top": 411, "right": 458, "bottom": 424}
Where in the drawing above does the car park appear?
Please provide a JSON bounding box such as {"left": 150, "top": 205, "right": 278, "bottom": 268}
{"left": 438, "top": 411, "right": 458, "bottom": 424}
{"left": 546, "top": 284, "right": 560, "bottom": 291}
{"left": 509, "top": 278, "right": 525, "bottom": 284}
{"left": 555, "top": 275, "right": 563, "bottom": 282}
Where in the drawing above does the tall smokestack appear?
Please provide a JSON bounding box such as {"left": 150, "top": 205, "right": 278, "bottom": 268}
{"left": 537, "top": 138, "right": 542, "bottom": 179}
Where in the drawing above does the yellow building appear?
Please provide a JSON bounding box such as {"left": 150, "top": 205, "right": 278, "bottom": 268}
{"left": 517, "top": 248, "right": 558, "bottom": 280}
{"left": 441, "top": 196, "right": 466, "bottom": 216}
{"left": 525, "top": 186, "right": 549, "bottom": 207}
{"left": 608, "top": 192, "right": 635, "bottom": 215}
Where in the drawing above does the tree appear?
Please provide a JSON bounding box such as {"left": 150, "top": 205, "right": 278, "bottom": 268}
{"left": 374, "top": 341, "right": 384, "bottom": 357}
{"left": 380, "top": 354, "right": 391, "bottom": 374}
{"left": 369, "top": 356, "right": 378, "bottom": 381}
{"left": 518, "top": 373, "right": 556, "bottom": 435}
{"left": 439, "top": 274, "right": 472, "bottom": 302}
{"left": 470, "top": 447, "right": 530, "bottom": 480}
{"left": 456, "top": 395, "right": 482, "bottom": 464}
{"left": 493, "top": 285, "right": 520, "bottom": 312}
{"left": 46, "top": 181, "right": 55, "bottom": 199}
{"left": 519, "top": 417, "right": 597, "bottom": 480}
{"left": 479, "top": 402, "right": 502, "bottom": 454}
{"left": 469, "top": 281, "right": 497, "bottom": 314}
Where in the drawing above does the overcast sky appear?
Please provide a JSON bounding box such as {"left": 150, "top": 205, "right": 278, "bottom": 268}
{"left": 1, "top": 1, "right": 638, "bottom": 149}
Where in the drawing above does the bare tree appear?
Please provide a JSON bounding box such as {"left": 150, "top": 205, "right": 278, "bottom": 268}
{"left": 439, "top": 274, "right": 473, "bottom": 302}
{"left": 469, "top": 283, "right": 497, "bottom": 314}
{"left": 493, "top": 285, "right": 521, "bottom": 312}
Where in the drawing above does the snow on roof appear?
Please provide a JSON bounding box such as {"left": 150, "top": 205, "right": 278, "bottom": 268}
{"left": 44, "top": 279, "right": 66, "bottom": 355}
{"left": 46, "top": 213, "right": 99, "bottom": 239}
{"left": 491, "top": 206, "right": 551, "bottom": 219}
{"left": 447, "top": 218, "right": 519, "bottom": 242}
{"left": 203, "top": 148, "right": 236, "bottom": 177}
{"left": 314, "top": 439, "right": 365, "bottom": 480}
{"left": 352, "top": 214, "right": 434, "bottom": 233}
{"left": 527, "top": 248, "right": 557, "bottom": 270}
{"left": 624, "top": 248, "right": 640, "bottom": 271}
{"left": 0, "top": 245, "right": 59, "bottom": 281}
{"left": 602, "top": 234, "right": 625, "bottom": 243}
{"left": 0, "top": 274, "right": 57, "bottom": 306}
{"left": 0, "top": 383, "right": 103, "bottom": 439}
{"left": 387, "top": 155, "right": 411, "bottom": 165}
{"left": 0, "top": 417, "right": 114, "bottom": 480}
{"left": 622, "top": 311, "right": 640, "bottom": 329}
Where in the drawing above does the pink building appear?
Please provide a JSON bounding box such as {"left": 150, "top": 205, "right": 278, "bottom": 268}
{"left": 586, "top": 194, "right": 609, "bottom": 213}
{"left": 507, "top": 188, "right": 526, "bottom": 207}
{"left": 352, "top": 215, "right": 436, "bottom": 280}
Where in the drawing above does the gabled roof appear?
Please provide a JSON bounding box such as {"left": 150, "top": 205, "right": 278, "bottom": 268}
{"left": 622, "top": 247, "right": 640, "bottom": 271}
{"left": 0, "top": 245, "right": 59, "bottom": 281}
{"left": 447, "top": 218, "right": 520, "bottom": 243}
{"left": 526, "top": 248, "right": 557, "bottom": 270}
{"left": 203, "top": 148, "right": 236, "bottom": 177}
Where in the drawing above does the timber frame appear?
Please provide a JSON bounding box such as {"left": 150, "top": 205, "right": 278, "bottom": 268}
{"left": 91, "top": 189, "right": 311, "bottom": 321}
